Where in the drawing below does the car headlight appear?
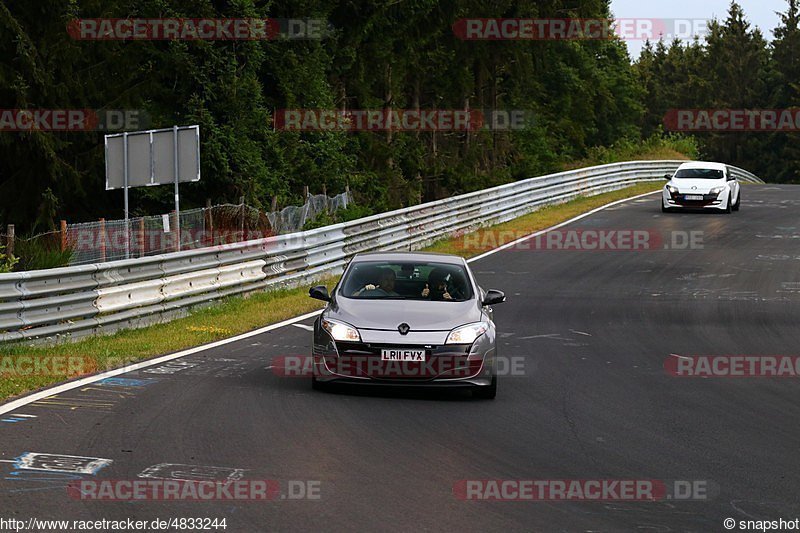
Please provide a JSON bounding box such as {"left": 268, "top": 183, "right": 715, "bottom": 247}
{"left": 709, "top": 186, "right": 724, "bottom": 195}
{"left": 666, "top": 185, "right": 679, "bottom": 195}
{"left": 321, "top": 318, "right": 361, "bottom": 342}
{"left": 445, "top": 322, "right": 489, "bottom": 344}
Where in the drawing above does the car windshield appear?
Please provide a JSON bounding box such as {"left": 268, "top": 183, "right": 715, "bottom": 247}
{"left": 340, "top": 261, "right": 473, "bottom": 301}
{"left": 674, "top": 168, "right": 724, "bottom": 179}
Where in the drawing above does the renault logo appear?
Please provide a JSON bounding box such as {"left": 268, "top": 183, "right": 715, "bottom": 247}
{"left": 398, "top": 323, "right": 411, "bottom": 335}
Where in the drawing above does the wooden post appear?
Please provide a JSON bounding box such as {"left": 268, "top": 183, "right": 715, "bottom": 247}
{"left": 270, "top": 196, "right": 278, "bottom": 212}
{"left": 303, "top": 185, "right": 309, "bottom": 200}
{"left": 322, "top": 184, "right": 328, "bottom": 213}
{"left": 205, "top": 199, "right": 213, "bottom": 246}
{"left": 138, "top": 218, "right": 145, "bottom": 257}
{"left": 98, "top": 219, "right": 106, "bottom": 262}
{"left": 170, "top": 210, "right": 178, "bottom": 252}
{"left": 60, "top": 220, "right": 67, "bottom": 252}
{"left": 6, "top": 224, "right": 14, "bottom": 257}
{"left": 239, "top": 196, "right": 245, "bottom": 241}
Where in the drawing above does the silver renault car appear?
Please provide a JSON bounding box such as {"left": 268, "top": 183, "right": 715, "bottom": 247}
{"left": 308, "top": 252, "right": 505, "bottom": 399}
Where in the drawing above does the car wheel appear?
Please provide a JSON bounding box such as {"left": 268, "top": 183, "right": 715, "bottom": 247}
{"left": 723, "top": 193, "right": 732, "bottom": 214}
{"left": 733, "top": 192, "right": 741, "bottom": 211}
{"left": 661, "top": 202, "right": 672, "bottom": 213}
{"left": 473, "top": 375, "right": 497, "bottom": 400}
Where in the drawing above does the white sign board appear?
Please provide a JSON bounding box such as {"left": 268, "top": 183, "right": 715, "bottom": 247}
{"left": 105, "top": 125, "right": 200, "bottom": 190}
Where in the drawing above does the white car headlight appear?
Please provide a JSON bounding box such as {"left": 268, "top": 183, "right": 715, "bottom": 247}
{"left": 321, "top": 318, "right": 361, "bottom": 342}
{"left": 709, "top": 186, "right": 724, "bottom": 195}
{"left": 666, "top": 185, "right": 679, "bottom": 195}
{"left": 446, "top": 322, "right": 489, "bottom": 344}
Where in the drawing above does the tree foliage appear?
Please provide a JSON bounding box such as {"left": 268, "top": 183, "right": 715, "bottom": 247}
{"left": 1, "top": 0, "right": 794, "bottom": 230}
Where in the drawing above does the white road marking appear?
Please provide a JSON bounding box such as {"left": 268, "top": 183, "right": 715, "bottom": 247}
{"left": 0, "top": 309, "right": 323, "bottom": 416}
{"left": 466, "top": 190, "right": 660, "bottom": 263}
{"left": 292, "top": 324, "right": 314, "bottom": 331}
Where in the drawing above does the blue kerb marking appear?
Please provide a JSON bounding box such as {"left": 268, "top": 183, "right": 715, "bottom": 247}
{"left": 98, "top": 377, "right": 158, "bottom": 387}
{"left": 1, "top": 418, "right": 24, "bottom": 423}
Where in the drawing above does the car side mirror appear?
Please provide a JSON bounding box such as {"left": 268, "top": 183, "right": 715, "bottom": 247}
{"left": 309, "top": 285, "right": 331, "bottom": 302}
{"left": 482, "top": 289, "right": 506, "bottom": 306}
{"left": 727, "top": 175, "right": 735, "bottom": 181}
{"left": 664, "top": 173, "right": 672, "bottom": 180}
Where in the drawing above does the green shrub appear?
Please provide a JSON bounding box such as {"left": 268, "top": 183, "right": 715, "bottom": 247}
{"left": 12, "top": 236, "right": 74, "bottom": 271}
{"left": 302, "top": 204, "right": 374, "bottom": 230}
{"left": 0, "top": 244, "right": 18, "bottom": 273}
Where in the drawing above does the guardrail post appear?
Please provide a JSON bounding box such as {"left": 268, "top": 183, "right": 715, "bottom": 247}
{"left": 98, "top": 218, "right": 106, "bottom": 262}
{"left": 6, "top": 224, "right": 13, "bottom": 257}
{"left": 60, "top": 220, "right": 67, "bottom": 252}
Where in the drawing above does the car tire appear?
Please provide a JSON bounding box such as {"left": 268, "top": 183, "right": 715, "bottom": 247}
{"left": 661, "top": 202, "right": 672, "bottom": 213}
{"left": 723, "top": 193, "right": 732, "bottom": 214}
{"left": 733, "top": 192, "right": 741, "bottom": 211}
{"left": 473, "top": 375, "right": 497, "bottom": 400}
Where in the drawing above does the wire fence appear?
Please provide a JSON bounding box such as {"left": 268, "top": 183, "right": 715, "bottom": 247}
{"left": 1, "top": 191, "right": 351, "bottom": 268}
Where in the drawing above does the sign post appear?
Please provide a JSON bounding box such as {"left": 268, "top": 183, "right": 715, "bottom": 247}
{"left": 105, "top": 125, "right": 200, "bottom": 259}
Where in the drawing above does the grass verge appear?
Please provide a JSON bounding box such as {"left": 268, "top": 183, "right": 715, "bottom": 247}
{"left": 0, "top": 182, "right": 662, "bottom": 402}
{"left": 423, "top": 182, "right": 661, "bottom": 257}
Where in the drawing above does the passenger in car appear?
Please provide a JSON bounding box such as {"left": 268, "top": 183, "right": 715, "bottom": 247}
{"left": 422, "top": 268, "right": 454, "bottom": 300}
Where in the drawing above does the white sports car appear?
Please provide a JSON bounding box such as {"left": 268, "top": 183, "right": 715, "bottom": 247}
{"left": 662, "top": 161, "right": 741, "bottom": 213}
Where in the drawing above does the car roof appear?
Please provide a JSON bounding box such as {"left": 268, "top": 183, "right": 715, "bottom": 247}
{"left": 351, "top": 251, "right": 466, "bottom": 265}
{"left": 676, "top": 161, "right": 727, "bottom": 171}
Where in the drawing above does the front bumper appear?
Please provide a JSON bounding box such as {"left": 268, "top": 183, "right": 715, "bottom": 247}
{"left": 663, "top": 190, "right": 726, "bottom": 209}
{"left": 312, "top": 338, "right": 496, "bottom": 387}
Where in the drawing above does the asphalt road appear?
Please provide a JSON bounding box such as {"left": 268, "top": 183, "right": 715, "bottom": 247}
{"left": 2, "top": 185, "right": 800, "bottom": 532}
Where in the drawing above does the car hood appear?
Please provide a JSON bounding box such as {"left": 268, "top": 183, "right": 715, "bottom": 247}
{"left": 328, "top": 296, "right": 483, "bottom": 331}
{"left": 670, "top": 178, "right": 725, "bottom": 193}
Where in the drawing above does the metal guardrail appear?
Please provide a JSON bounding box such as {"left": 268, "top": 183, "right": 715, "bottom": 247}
{"left": 0, "top": 160, "right": 763, "bottom": 344}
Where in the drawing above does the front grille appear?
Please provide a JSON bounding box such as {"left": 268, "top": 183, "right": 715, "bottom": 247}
{"left": 674, "top": 193, "right": 718, "bottom": 205}
{"left": 326, "top": 342, "right": 478, "bottom": 380}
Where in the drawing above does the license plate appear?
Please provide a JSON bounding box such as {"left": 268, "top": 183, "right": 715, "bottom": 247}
{"left": 685, "top": 195, "right": 704, "bottom": 200}
{"left": 381, "top": 349, "right": 426, "bottom": 362}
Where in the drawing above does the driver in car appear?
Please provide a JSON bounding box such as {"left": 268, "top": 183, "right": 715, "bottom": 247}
{"left": 357, "top": 268, "right": 400, "bottom": 296}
